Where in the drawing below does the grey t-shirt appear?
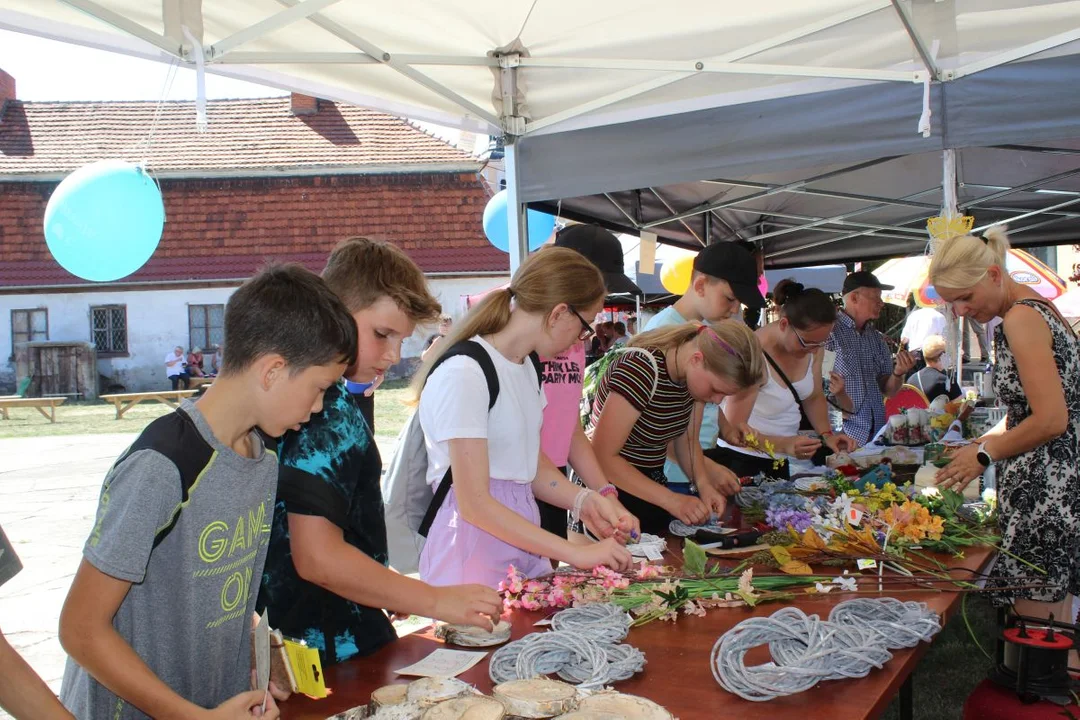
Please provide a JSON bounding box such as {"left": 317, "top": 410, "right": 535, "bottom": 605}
{"left": 0, "top": 521, "right": 22, "bottom": 589}
{"left": 61, "top": 401, "right": 278, "bottom": 719}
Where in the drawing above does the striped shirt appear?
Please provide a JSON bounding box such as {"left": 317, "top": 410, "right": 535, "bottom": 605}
{"left": 588, "top": 347, "right": 694, "bottom": 473}
{"left": 826, "top": 311, "right": 894, "bottom": 445}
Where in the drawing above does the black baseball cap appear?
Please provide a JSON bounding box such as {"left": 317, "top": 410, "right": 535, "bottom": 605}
{"left": 842, "top": 270, "right": 894, "bottom": 295}
{"left": 554, "top": 224, "right": 642, "bottom": 296}
{"left": 692, "top": 242, "right": 766, "bottom": 309}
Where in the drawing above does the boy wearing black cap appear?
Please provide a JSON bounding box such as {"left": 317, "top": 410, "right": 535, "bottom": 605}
{"left": 644, "top": 242, "right": 766, "bottom": 495}
{"left": 827, "top": 271, "right": 916, "bottom": 445}
{"left": 536, "top": 224, "right": 641, "bottom": 541}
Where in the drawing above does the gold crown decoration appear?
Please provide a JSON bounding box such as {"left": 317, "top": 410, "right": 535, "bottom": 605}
{"left": 926, "top": 215, "right": 974, "bottom": 240}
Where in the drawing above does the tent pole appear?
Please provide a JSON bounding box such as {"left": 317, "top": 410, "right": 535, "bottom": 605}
{"left": 942, "top": 149, "right": 959, "bottom": 218}
{"left": 504, "top": 137, "right": 529, "bottom": 274}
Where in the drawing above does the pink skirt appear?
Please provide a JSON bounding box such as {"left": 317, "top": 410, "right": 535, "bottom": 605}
{"left": 419, "top": 478, "right": 553, "bottom": 589}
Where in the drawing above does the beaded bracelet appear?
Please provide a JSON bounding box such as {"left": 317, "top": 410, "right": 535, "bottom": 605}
{"left": 571, "top": 488, "right": 594, "bottom": 524}
{"left": 597, "top": 484, "right": 619, "bottom": 499}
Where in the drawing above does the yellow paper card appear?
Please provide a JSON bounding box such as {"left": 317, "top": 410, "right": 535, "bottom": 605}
{"left": 283, "top": 639, "right": 327, "bottom": 699}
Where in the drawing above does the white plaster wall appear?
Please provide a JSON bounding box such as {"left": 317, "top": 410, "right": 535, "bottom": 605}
{"left": 0, "top": 274, "right": 509, "bottom": 393}
{"left": 0, "top": 286, "right": 237, "bottom": 393}
{"left": 402, "top": 274, "right": 509, "bottom": 358}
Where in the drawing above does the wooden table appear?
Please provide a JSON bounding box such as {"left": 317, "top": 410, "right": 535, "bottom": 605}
{"left": 0, "top": 395, "right": 66, "bottom": 422}
{"left": 281, "top": 546, "right": 996, "bottom": 720}
{"left": 188, "top": 376, "right": 214, "bottom": 389}
{"left": 99, "top": 390, "right": 198, "bottom": 419}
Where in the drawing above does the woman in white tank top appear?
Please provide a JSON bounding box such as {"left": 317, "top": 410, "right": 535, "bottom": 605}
{"left": 714, "top": 280, "right": 857, "bottom": 479}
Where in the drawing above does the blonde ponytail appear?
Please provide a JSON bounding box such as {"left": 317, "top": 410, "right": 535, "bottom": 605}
{"left": 409, "top": 246, "right": 605, "bottom": 402}
{"left": 928, "top": 224, "right": 1011, "bottom": 291}
{"left": 630, "top": 320, "right": 763, "bottom": 390}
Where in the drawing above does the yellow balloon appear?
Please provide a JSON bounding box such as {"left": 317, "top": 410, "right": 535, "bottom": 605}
{"left": 660, "top": 255, "right": 695, "bottom": 295}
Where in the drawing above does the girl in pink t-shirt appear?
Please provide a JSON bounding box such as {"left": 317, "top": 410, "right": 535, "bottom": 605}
{"left": 536, "top": 341, "right": 641, "bottom": 541}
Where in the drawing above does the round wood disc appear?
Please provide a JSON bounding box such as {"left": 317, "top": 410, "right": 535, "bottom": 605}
{"left": 370, "top": 683, "right": 409, "bottom": 710}
{"left": 435, "top": 620, "right": 512, "bottom": 647}
{"left": 492, "top": 678, "right": 577, "bottom": 719}
{"left": 421, "top": 695, "right": 506, "bottom": 720}
{"left": 573, "top": 692, "right": 673, "bottom": 719}
{"left": 407, "top": 677, "right": 475, "bottom": 707}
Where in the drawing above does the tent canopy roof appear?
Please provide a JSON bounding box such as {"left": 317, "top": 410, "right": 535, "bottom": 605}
{"left": 2, "top": 1, "right": 1079, "bottom": 266}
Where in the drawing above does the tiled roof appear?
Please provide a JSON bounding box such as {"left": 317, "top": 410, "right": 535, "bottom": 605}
{"left": 0, "top": 96, "right": 478, "bottom": 176}
{"left": 0, "top": 173, "right": 509, "bottom": 287}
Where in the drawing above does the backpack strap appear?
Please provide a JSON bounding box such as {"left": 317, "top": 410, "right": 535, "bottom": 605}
{"left": 418, "top": 341, "right": 501, "bottom": 538}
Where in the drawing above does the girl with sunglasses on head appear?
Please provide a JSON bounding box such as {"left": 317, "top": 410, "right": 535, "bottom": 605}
{"left": 715, "top": 279, "right": 857, "bottom": 479}
{"left": 586, "top": 320, "right": 765, "bottom": 534}
{"left": 412, "top": 247, "right": 633, "bottom": 588}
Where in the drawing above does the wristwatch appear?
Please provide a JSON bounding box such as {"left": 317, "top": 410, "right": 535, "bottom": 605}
{"left": 976, "top": 443, "right": 994, "bottom": 468}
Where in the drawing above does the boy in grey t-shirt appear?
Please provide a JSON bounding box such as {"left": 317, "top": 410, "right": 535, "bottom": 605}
{"left": 59, "top": 265, "right": 358, "bottom": 720}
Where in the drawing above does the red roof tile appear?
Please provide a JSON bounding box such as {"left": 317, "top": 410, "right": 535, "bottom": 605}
{"left": 0, "top": 96, "right": 478, "bottom": 176}
{"left": 0, "top": 173, "right": 510, "bottom": 287}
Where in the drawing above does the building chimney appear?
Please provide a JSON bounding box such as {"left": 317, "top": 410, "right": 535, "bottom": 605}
{"left": 0, "top": 68, "right": 15, "bottom": 106}
{"left": 290, "top": 92, "right": 319, "bottom": 116}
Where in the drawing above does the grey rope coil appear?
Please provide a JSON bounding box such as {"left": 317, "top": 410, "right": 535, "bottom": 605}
{"left": 550, "top": 603, "right": 631, "bottom": 644}
{"left": 828, "top": 597, "right": 941, "bottom": 649}
{"left": 733, "top": 487, "right": 764, "bottom": 509}
{"left": 711, "top": 598, "right": 940, "bottom": 702}
{"left": 488, "top": 631, "right": 647, "bottom": 689}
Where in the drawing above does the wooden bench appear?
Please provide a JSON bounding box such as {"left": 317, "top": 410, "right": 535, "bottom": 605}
{"left": 187, "top": 376, "right": 214, "bottom": 389}
{"left": 0, "top": 396, "right": 67, "bottom": 423}
{"left": 100, "top": 390, "right": 198, "bottom": 419}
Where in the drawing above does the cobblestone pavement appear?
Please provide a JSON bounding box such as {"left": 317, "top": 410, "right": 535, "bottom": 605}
{"left": 0, "top": 433, "right": 397, "bottom": 719}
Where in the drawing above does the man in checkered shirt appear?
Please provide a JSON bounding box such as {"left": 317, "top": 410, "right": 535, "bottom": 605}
{"left": 826, "top": 271, "right": 916, "bottom": 445}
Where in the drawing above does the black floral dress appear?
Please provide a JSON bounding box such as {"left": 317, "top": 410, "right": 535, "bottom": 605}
{"left": 989, "top": 299, "right": 1080, "bottom": 604}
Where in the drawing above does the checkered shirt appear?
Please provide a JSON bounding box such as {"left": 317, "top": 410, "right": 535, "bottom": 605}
{"left": 826, "top": 311, "right": 894, "bottom": 445}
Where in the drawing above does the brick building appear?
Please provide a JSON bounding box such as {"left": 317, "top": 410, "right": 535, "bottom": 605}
{"left": 0, "top": 70, "right": 508, "bottom": 393}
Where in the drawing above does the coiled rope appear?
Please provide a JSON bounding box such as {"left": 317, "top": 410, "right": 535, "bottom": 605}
{"left": 490, "top": 604, "right": 645, "bottom": 689}
{"left": 711, "top": 598, "right": 941, "bottom": 701}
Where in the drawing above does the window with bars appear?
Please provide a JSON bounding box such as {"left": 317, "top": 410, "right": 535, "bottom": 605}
{"left": 90, "top": 305, "right": 128, "bottom": 356}
{"left": 10, "top": 308, "right": 48, "bottom": 358}
{"left": 189, "top": 304, "right": 225, "bottom": 351}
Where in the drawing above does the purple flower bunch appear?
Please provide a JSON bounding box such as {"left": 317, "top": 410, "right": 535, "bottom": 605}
{"left": 765, "top": 506, "right": 814, "bottom": 534}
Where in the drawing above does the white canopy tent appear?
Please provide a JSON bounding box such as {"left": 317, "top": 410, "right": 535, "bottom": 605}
{"left": 3, "top": 0, "right": 1080, "bottom": 268}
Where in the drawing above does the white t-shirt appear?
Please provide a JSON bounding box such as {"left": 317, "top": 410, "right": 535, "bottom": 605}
{"left": 164, "top": 352, "right": 184, "bottom": 377}
{"left": 419, "top": 336, "right": 546, "bottom": 487}
{"left": 900, "top": 308, "right": 946, "bottom": 351}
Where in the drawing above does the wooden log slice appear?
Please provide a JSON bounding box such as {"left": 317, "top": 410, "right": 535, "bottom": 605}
{"left": 421, "top": 696, "right": 507, "bottom": 720}
{"left": 435, "top": 620, "right": 513, "bottom": 648}
{"left": 370, "top": 683, "right": 409, "bottom": 711}
{"left": 369, "top": 702, "right": 423, "bottom": 720}
{"left": 570, "top": 692, "right": 673, "bottom": 720}
{"left": 407, "top": 677, "right": 475, "bottom": 707}
{"left": 326, "top": 705, "right": 371, "bottom": 720}
{"left": 492, "top": 678, "right": 578, "bottom": 718}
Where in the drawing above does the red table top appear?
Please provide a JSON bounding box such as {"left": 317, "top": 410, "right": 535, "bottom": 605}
{"left": 280, "top": 544, "right": 996, "bottom": 720}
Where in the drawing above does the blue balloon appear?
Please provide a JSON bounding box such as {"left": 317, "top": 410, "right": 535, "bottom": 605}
{"left": 481, "top": 189, "right": 556, "bottom": 253}
{"left": 44, "top": 160, "right": 164, "bottom": 282}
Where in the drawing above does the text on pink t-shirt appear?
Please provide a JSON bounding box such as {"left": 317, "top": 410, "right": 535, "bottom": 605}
{"left": 539, "top": 343, "right": 586, "bottom": 468}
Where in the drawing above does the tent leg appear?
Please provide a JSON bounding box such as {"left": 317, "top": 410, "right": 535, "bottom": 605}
{"left": 942, "top": 149, "right": 959, "bottom": 217}
{"left": 504, "top": 137, "right": 529, "bottom": 274}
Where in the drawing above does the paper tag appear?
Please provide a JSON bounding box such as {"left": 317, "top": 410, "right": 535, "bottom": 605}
{"left": 642, "top": 544, "right": 664, "bottom": 561}
{"left": 283, "top": 638, "right": 327, "bottom": 698}
{"left": 394, "top": 649, "right": 488, "bottom": 678}
{"left": 254, "top": 611, "right": 270, "bottom": 693}
{"left": 847, "top": 508, "right": 864, "bottom": 526}
{"left": 821, "top": 349, "right": 837, "bottom": 377}
{"left": 857, "top": 558, "right": 878, "bottom": 570}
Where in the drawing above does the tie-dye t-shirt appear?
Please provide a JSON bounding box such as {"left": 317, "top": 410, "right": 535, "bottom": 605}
{"left": 256, "top": 380, "right": 394, "bottom": 665}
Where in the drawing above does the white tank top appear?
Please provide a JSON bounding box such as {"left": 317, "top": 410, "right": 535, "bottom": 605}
{"left": 718, "top": 353, "right": 816, "bottom": 455}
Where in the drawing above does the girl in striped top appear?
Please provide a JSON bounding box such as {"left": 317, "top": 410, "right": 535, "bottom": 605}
{"left": 587, "top": 321, "right": 764, "bottom": 534}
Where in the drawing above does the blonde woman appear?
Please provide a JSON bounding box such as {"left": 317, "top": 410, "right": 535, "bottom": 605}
{"left": 932, "top": 226, "right": 1080, "bottom": 623}
{"left": 413, "top": 247, "right": 633, "bottom": 588}
{"left": 586, "top": 320, "right": 765, "bottom": 534}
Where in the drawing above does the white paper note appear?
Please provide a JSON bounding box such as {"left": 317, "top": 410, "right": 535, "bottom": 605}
{"left": 254, "top": 611, "right": 270, "bottom": 692}
{"left": 821, "top": 349, "right": 837, "bottom": 378}
{"left": 394, "top": 649, "right": 488, "bottom": 678}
